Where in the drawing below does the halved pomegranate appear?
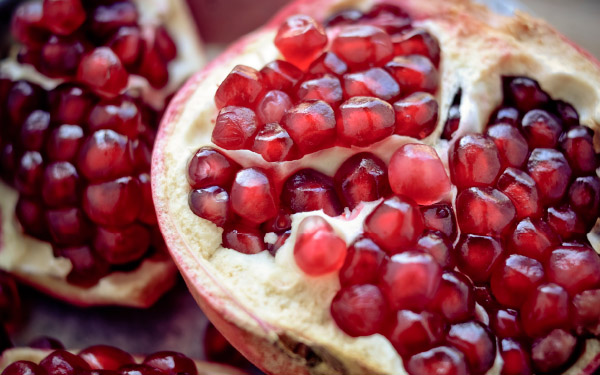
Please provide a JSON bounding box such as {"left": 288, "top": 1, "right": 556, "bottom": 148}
{"left": 0, "top": 0, "right": 204, "bottom": 307}
{"left": 153, "top": 0, "right": 600, "bottom": 374}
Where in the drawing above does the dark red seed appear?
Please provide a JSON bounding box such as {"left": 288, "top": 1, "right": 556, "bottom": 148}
{"left": 282, "top": 101, "right": 336, "bottom": 154}
{"left": 154, "top": 26, "right": 177, "bottom": 62}
{"left": 393, "top": 92, "right": 439, "bottom": 139}
{"left": 77, "top": 129, "right": 134, "bottom": 182}
{"left": 42, "top": 162, "right": 81, "bottom": 207}
{"left": 214, "top": 65, "right": 264, "bottom": 109}
{"left": 505, "top": 77, "right": 549, "bottom": 112}
{"left": 508, "top": 218, "right": 559, "bottom": 263}
{"left": 406, "top": 346, "right": 468, "bottom": 375}
{"left": 46, "top": 124, "right": 85, "bottom": 162}
{"left": 0, "top": 271, "right": 21, "bottom": 328}
{"left": 446, "top": 321, "right": 496, "bottom": 375}
{"left": 337, "top": 97, "right": 395, "bottom": 147}
{"left": 89, "top": 1, "right": 138, "bottom": 39}
{"left": 83, "top": 176, "right": 142, "bottom": 226}
{"left": 449, "top": 133, "right": 501, "bottom": 190}
{"left": 88, "top": 99, "right": 142, "bottom": 139}
{"left": 554, "top": 101, "right": 579, "bottom": 127}
{"left": 330, "top": 284, "right": 388, "bottom": 337}
{"left": 260, "top": 60, "right": 303, "bottom": 92}
{"left": 324, "top": 9, "right": 363, "bottom": 27}
{"left": 108, "top": 26, "right": 143, "bottom": 67}
{"left": 490, "top": 309, "right": 523, "bottom": 339}
{"left": 331, "top": 25, "right": 393, "bottom": 70}
{"left": 333, "top": 152, "right": 389, "bottom": 210}
{"left": 212, "top": 106, "right": 258, "bottom": 150}
{"left": 230, "top": 168, "right": 278, "bottom": 224}
{"left": 252, "top": 123, "right": 295, "bottom": 162}
{"left": 15, "top": 197, "right": 49, "bottom": 239}
{"left": 545, "top": 206, "right": 587, "bottom": 240}
{"left": 48, "top": 84, "right": 95, "bottom": 125}
{"left": 11, "top": 2, "right": 48, "bottom": 48}
{"left": 385, "top": 55, "right": 438, "bottom": 94}
{"left": 40, "top": 35, "right": 88, "bottom": 78}
{"left": 189, "top": 187, "right": 231, "bottom": 227}
{"left": 136, "top": 34, "right": 169, "bottom": 89}
{"left": 297, "top": 74, "right": 343, "bottom": 104}
{"left": 339, "top": 237, "right": 386, "bottom": 286}
{"left": 222, "top": 224, "right": 265, "bottom": 254}
{"left": 58, "top": 245, "right": 110, "bottom": 286}
{"left": 385, "top": 310, "right": 444, "bottom": 357}
{"left": 441, "top": 104, "right": 460, "bottom": 140}
{"left": 521, "top": 109, "right": 563, "bottom": 149}
{"left": 455, "top": 234, "right": 504, "bottom": 284}
{"left": 187, "top": 147, "right": 239, "bottom": 189}
{"left": 572, "top": 289, "right": 600, "bottom": 336}
{"left": 46, "top": 207, "right": 92, "bottom": 246}
{"left": 307, "top": 52, "right": 348, "bottom": 76}
{"left": 490, "top": 254, "right": 545, "bottom": 308}
{"left": 569, "top": 176, "right": 600, "bottom": 221}
{"left": 560, "top": 125, "right": 597, "bottom": 175}
{"left": 40, "top": 350, "right": 91, "bottom": 375}
{"left": 274, "top": 15, "right": 327, "bottom": 70}
{"left": 486, "top": 123, "right": 528, "bottom": 168}
{"left": 20, "top": 110, "right": 50, "bottom": 151}
{"left": 79, "top": 345, "right": 135, "bottom": 370}
{"left": 521, "top": 283, "right": 570, "bottom": 338}
{"left": 142, "top": 352, "right": 197, "bottom": 375}
{"left": 343, "top": 68, "right": 400, "bottom": 101}
{"left": 7, "top": 81, "right": 44, "bottom": 131}
{"left": 531, "top": 329, "right": 578, "bottom": 374}
{"left": 500, "top": 338, "right": 532, "bottom": 375}
{"left": 361, "top": 4, "right": 411, "bottom": 34}
{"left": 281, "top": 169, "right": 343, "bottom": 217}
{"left": 392, "top": 28, "right": 441, "bottom": 66}
{"left": 94, "top": 224, "right": 150, "bottom": 265}
{"left": 420, "top": 204, "right": 457, "bottom": 241}
{"left": 546, "top": 246, "right": 600, "bottom": 296}
{"left": 2, "top": 361, "right": 47, "bottom": 375}
{"left": 491, "top": 106, "right": 520, "bottom": 126}
{"left": 496, "top": 168, "right": 541, "bottom": 220}
{"left": 256, "top": 90, "right": 292, "bottom": 124}
{"left": 77, "top": 47, "right": 129, "bottom": 98}
{"left": 430, "top": 271, "right": 474, "bottom": 323}
{"left": 415, "top": 231, "right": 453, "bottom": 269}
{"left": 15, "top": 151, "right": 44, "bottom": 196}
{"left": 455, "top": 187, "right": 516, "bottom": 236}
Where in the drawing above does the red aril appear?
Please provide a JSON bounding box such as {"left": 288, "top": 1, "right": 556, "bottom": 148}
{"left": 385, "top": 55, "right": 438, "bottom": 94}
{"left": 40, "top": 35, "right": 88, "bottom": 78}
{"left": 46, "top": 124, "right": 85, "bottom": 162}
{"left": 88, "top": 2, "right": 138, "bottom": 39}
{"left": 83, "top": 177, "right": 142, "bottom": 227}
{"left": 222, "top": 224, "right": 266, "bottom": 254}
{"left": 504, "top": 77, "right": 549, "bottom": 112}
{"left": 256, "top": 90, "right": 293, "bottom": 124}
{"left": 331, "top": 25, "right": 393, "bottom": 70}
{"left": 93, "top": 224, "right": 150, "bottom": 265}
{"left": 307, "top": 52, "right": 348, "bottom": 76}
{"left": 492, "top": 106, "right": 520, "bottom": 126}
{"left": 568, "top": 176, "right": 600, "bottom": 221}
{"left": 214, "top": 65, "right": 264, "bottom": 109}
{"left": 573, "top": 289, "right": 600, "bottom": 336}
{"left": 297, "top": 75, "right": 343, "bottom": 104}
{"left": 415, "top": 231, "right": 453, "bottom": 269}
{"left": 560, "top": 125, "right": 597, "bottom": 175}
{"left": 108, "top": 27, "right": 143, "bottom": 68}
{"left": 142, "top": 352, "right": 198, "bottom": 375}
{"left": 392, "top": 28, "right": 441, "bottom": 66}
{"left": 385, "top": 310, "right": 445, "bottom": 357}
{"left": 521, "top": 109, "right": 563, "bottom": 149}
{"left": 336, "top": 96, "right": 395, "bottom": 146}
{"left": 79, "top": 345, "right": 135, "bottom": 370}
{"left": 88, "top": 99, "right": 141, "bottom": 139}
{"left": 40, "top": 350, "right": 91, "bottom": 375}
{"left": 406, "top": 346, "right": 468, "bottom": 375}
{"left": 77, "top": 47, "right": 129, "bottom": 98}
{"left": 42, "top": 161, "right": 81, "bottom": 207}
{"left": 333, "top": 152, "right": 389, "bottom": 210}
{"left": 251, "top": 123, "right": 295, "bottom": 162}
{"left": 446, "top": 321, "right": 496, "bottom": 375}
{"left": 496, "top": 167, "right": 541, "bottom": 219}
{"left": 342, "top": 68, "right": 400, "bottom": 101}
{"left": 294, "top": 216, "right": 347, "bottom": 276}
{"left": 11, "top": 2, "right": 47, "bottom": 48}
{"left": 449, "top": 134, "right": 501, "bottom": 189}
{"left": 545, "top": 205, "right": 587, "bottom": 239}
{"left": 339, "top": 237, "right": 386, "bottom": 286}
{"left": 429, "top": 271, "right": 474, "bottom": 323}
{"left": 520, "top": 283, "right": 570, "bottom": 338}
{"left": 490, "top": 309, "right": 523, "bottom": 339}
{"left": 441, "top": 103, "right": 460, "bottom": 140}
{"left": 531, "top": 329, "right": 578, "bottom": 373}
{"left": 393, "top": 92, "right": 439, "bottom": 139}
{"left": 485, "top": 123, "right": 528, "bottom": 168}
{"left": 526, "top": 148, "right": 572, "bottom": 205}
{"left": 260, "top": 60, "right": 303, "bottom": 92}
{"left": 507, "top": 218, "right": 559, "bottom": 262}
{"left": 420, "top": 203, "right": 457, "bottom": 241}
{"left": 282, "top": 169, "right": 342, "bottom": 217}
{"left": 15, "top": 151, "right": 44, "bottom": 196}
{"left": 59, "top": 245, "right": 110, "bottom": 286}
{"left": 15, "top": 197, "right": 49, "bottom": 239}
{"left": 500, "top": 338, "right": 532, "bottom": 375}
{"left": 230, "top": 168, "right": 277, "bottom": 224}
{"left": 490, "top": 254, "right": 545, "bottom": 308}
{"left": 545, "top": 246, "right": 600, "bottom": 296}
{"left": 48, "top": 83, "right": 95, "bottom": 125}
{"left": 212, "top": 106, "right": 259, "bottom": 150}
{"left": 330, "top": 284, "right": 388, "bottom": 337}
{"left": 187, "top": 147, "right": 240, "bottom": 189}
{"left": 282, "top": 100, "right": 336, "bottom": 154}
{"left": 455, "top": 187, "right": 516, "bottom": 236}
{"left": 77, "top": 129, "right": 134, "bottom": 182}
{"left": 189, "top": 187, "right": 231, "bottom": 227}
{"left": 456, "top": 234, "right": 504, "bottom": 284}
{"left": 20, "top": 110, "right": 50, "bottom": 151}
{"left": 274, "top": 15, "right": 327, "bottom": 70}
{"left": 2, "top": 362, "right": 46, "bottom": 375}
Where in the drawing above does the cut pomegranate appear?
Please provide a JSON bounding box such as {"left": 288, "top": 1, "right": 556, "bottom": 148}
{"left": 337, "top": 96, "right": 395, "bottom": 146}
{"left": 294, "top": 216, "right": 347, "bottom": 276}
{"left": 393, "top": 92, "right": 439, "bottom": 139}
{"left": 333, "top": 152, "right": 389, "bottom": 210}
{"left": 330, "top": 284, "right": 388, "bottom": 337}
{"left": 274, "top": 15, "right": 327, "bottom": 70}
{"left": 385, "top": 310, "right": 444, "bottom": 357}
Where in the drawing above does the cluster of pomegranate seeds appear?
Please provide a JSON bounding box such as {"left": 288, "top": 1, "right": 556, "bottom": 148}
{"left": 1, "top": 0, "right": 180, "bottom": 286}
{"left": 0, "top": 346, "right": 198, "bottom": 375}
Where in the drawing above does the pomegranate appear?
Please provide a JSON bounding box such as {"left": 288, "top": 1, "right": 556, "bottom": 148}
{"left": 153, "top": 0, "right": 600, "bottom": 374}
{"left": 0, "top": 0, "right": 204, "bottom": 307}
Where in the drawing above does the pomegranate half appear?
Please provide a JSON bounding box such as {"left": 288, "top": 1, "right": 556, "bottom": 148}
{"left": 0, "top": 0, "right": 204, "bottom": 307}
{"left": 154, "top": 0, "right": 600, "bottom": 374}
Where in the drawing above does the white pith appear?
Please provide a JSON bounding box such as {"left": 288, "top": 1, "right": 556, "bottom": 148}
{"left": 154, "top": 0, "right": 600, "bottom": 374}
{"left": 0, "top": 0, "right": 205, "bottom": 307}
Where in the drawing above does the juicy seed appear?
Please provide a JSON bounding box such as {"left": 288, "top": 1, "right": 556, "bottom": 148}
{"left": 83, "top": 177, "right": 141, "bottom": 227}
{"left": 16, "top": 197, "right": 49, "bottom": 239}
{"left": 508, "top": 218, "right": 559, "bottom": 262}
{"left": 42, "top": 162, "right": 81, "bottom": 207}
{"left": 214, "top": 65, "right": 264, "bottom": 109}
{"left": 212, "top": 106, "right": 259, "bottom": 150}
{"left": 108, "top": 27, "right": 143, "bottom": 68}
{"left": 393, "top": 92, "right": 439, "bottom": 139}
{"left": 331, "top": 25, "right": 394, "bottom": 70}
{"left": 500, "top": 339, "right": 532, "bottom": 375}
{"left": 42, "top": 0, "right": 86, "bottom": 35}
{"left": 142, "top": 351, "right": 198, "bottom": 375}
{"left": 20, "top": 110, "right": 50, "bottom": 151}
{"left": 337, "top": 96, "right": 395, "bottom": 147}
{"left": 520, "top": 283, "right": 570, "bottom": 338}
{"left": 545, "top": 205, "right": 587, "bottom": 239}
{"left": 282, "top": 169, "right": 343, "bottom": 217}
{"left": 505, "top": 77, "right": 549, "bottom": 112}
{"left": 2, "top": 362, "right": 46, "bottom": 375}
{"left": 531, "top": 329, "right": 578, "bottom": 374}
{"left": 446, "top": 321, "right": 496, "bottom": 375}
{"left": 188, "top": 187, "right": 231, "bottom": 227}
{"left": 545, "top": 246, "right": 600, "bottom": 296}
{"left": 274, "top": 15, "right": 328, "bottom": 70}
{"left": 560, "top": 125, "right": 598, "bottom": 175}
{"left": 385, "top": 310, "right": 445, "bottom": 357}
{"left": 222, "top": 225, "right": 266, "bottom": 254}
{"left": 307, "top": 51, "right": 348, "bottom": 76}
{"left": 339, "top": 237, "right": 386, "bottom": 286}
{"left": 342, "top": 68, "right": 400, "bottom": 101}
{"left": 420, "top": 204, "right": 457, "bottom": 241}
{"left": 385, "top": 55, "right": 438, "bottom": 94}
{"left": 456, "top": 234, "right": 504, "bottom": 284}
{"left": 282, "top": 100, "right": 336, "bottom": 154}
{"left": 441, "top": 104, "right": 460, "bottom": 140}
{"left": 430, "top": 271, "right": 474, "bottom": 323}
{"left": 79, "top": 345, "right": 135, "bottom": 370}
{"left": 230, "top": 168, "right": 277, "bottom": 224}
{"left": 46, "top": 124, "right": 85, "bottom": 162}
{"left": 260, "top": 60, "right": 303, "bottom": 92}
{"left": 333, "top": 152, "right": 389, "bottom": 210}
{"left": 406, "top": 346, "right": 468, "bottom": 375}
{"left": 89, "top": 2, "right": 138, "bottom": 39}
{"left": 490, "top": 254, "right": 545, "bottom": 308}
{"left": 77, "top": 129, "right": 133, "bottom": 182}
{"left": 297, "top": 74, "right": 343, "bottom": 104}
{"left": 330, "top": 284, "right": 388, "bottom": 337}
{"left": 573, "top": 289, "right": 600, "bottom": 336}
{"left": 449, "top": 133, "right": 501, "bottom": 189}
{"left": 490, "top": 309, "right": 523, "bottom": 339}
{"left": 11, "top": 2, "right": 48, "bottom": 48}
{"left": 40, "top": 35, "right": 87, "bottom": 78}
{"left": 455, "top": 187, "right": 516, "bottom": 236}
{"left": 187, "top": 147, "right": 240, "bottom": 189}
{"left": 568, "top": 176, "right": 600, "bottom": 222}
{"left": 492, "top": 106, "right": 520, "bottom": 126}
{"left": 294, "top": 216, "right": 347, "bottom": 276}
{"left": 521, "top": 109, "right": 563, "bottom": 149}
{"left": 526, "top": 148, "right": 572, "bottom": 205}
{"left": 496, "top": 168, "right": 541, "bottom": 219}
{"left": 77, "top": 47, "right": 129, "bottom": 98}
{"left": 252, "top": 123, "right": 295, "bottom": 162}
{"left": 40, "top": 350, "right": 91, "bottom": 375}
{"left": 415, "top": 231, "right": 453, "bottom": 269}
{"left": 15, "top": 151, "right": 44, "bottom": 196}
{"left": 48, "top": 84, "right": 94, "bottom": 125}
{"left": 392, "top": 28, "right": 441, "bottom": 66}
{"left": 486, "top": 123, "right": 528, "bottom": 168}
{"left": 88, "top": 99, "right": 142, "bottom": 139}
{"left": 256, "top": 90, "right": 293, "bottom": 124}
{"left": 93, "top": 224, "right": 150, "bottom": 265}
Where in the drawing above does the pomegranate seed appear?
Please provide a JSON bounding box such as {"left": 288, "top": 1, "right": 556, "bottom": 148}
{"left": 324, "top": 9, "right": 363, "bottom": 27}
{"left": 230, "top": 168, "right": 277, "bottom": 224}
{"left": 136, "top": 35, "right": 169, "bottom": 89}
{"left": 490, "top": 254, "right": 545, "bottom": 308}
{"left": 331, "top": 284, "right": 388, "bottom": 336}
{"left": 297, "top": 75, "right": 343, "bottom": 104}
{"left": 500, "top": 339, "right": 532, "bottom": 375}
{"left": 560, "top": 125, "right": 597, "bottom": 175}
{"left": 29, "top": 336, "right": 65, "bottom": 350}
{"left": 143, "top": 352, "right": 197, "bottom": 375}
{"left": 282, "top": 101, "right": 336, "bottom": 154}
{"left": 40, "top": 35, "right": 88, "bottom": 78}
{"left": 339, "top": 237, "right": 386, "bottom": 286}
{"left": 88, "top": 99, "right": 142, "bottom": 139}
{"left": 20, "top": 110, "right": 50, "bottom": 151}
{"left": 521, "top": 109, "right": 563, "bottom": 149}
{"left": 446, "top": 321, "right": 496, "bottom": 375}
{"left": 496, "top": 168, "right": 541, "bottom": 219}
{"left": 79, "top": 345, "right": 135, "bottom": 370}
{"left": 504, "top": 77, "right": 549, "bottom": 112}
{"left": 456, "top": 234, "right": 504, "bottom": 284}
{"left": 15, "top": 151, "right": 44, "bottom": 196}
{"left": 569, "top": 176, "right": 600, "bottom": 221}
{"left": 294, "top": 216, "right": 347, "bottom": 276}
{"left": 282, "top": 169, "right": 343, "bottom": 217}
{"left": 274, "top": 15, "right": 327, "bottom": 70}
{"left": 83, "top": 176, "right": 142, "bottom": 226}
{"left": 94, "top": 224, "right": 150, "bottom": 265}
{"left": 7, "top": 81, "right": 44, "bottom": 131}
{"left": 214, "top": 65, "right": 264, "bottom": 109}
{"left": 486, "top": 123, "right": 528, "bottom": 168}
{"left": 46, "top": 207, "right": 92, "bottom": 246}
{"left": 546, "top": 246, "right": 600, "bottom": 296}
{"left": 343, "top": 68, "right": 400, "bottom": 101}
{"left": 388, "top": 143, "right": 451, "bottom": 205}
{"left": 119, "top": 365, "right": 163, "bottom": 375}
{"left": 42, "top": 162, "right": 81, "bottom": 207}
{"left": 492, "top": 106, "right": 520, "bottom": 126}
{"left": 15, "top": 197, "right": 49, "bottom": 239}
{"left": 430, "top": 271, "right": 474, "bottom": 323}
{"left": 385, "top": 55, "right": 438, "bottom": 94}
{"left": 508, "top": 218, "right": 559, "bottom": 262}
{"left": 416, "top": 231, "right": 453, "bottom": 269}
{"left": 108, "top": 27, "right": 143, "bottom": 67}
{"left": 48, "top": 84, "right": 95, "bottom": 125}
{"left": 555, "top": 101, "right": 579, "bottom": 126}
{"left": 46, "top": 124, "right": 85, "bottom": 161}
{"left": 361, "top": 4, "right": 411, "bottom": 34}
{"left": 521, "top": 283, "right": 570, "bottom": 338}
{"left": 406, "top": 346, "right": 468, "bottom": 375}
{"left": 331, "top": 25, "right": 393, "bottom": 70}
{"left": 260, "top": 60, "right": 302, "bottom": 92}
{"left": 256, "top": 90, "right": 292, "bottom": 124}
{"left": 545, "top": 206, "right": 587, "bottom": 239}
{"left": 490, "top": 309, "right": 523, "bottom": 339}
{"left": 393, "top": 92, "right": 439, "bottom": 139}
{"left": 386, "top": 310, "right": 444, "bottom": 357}
{"left": 379, "top": 251, "right": 441, "bottom": 310}
{"left": 262, "top": 208, "right": 292, "bottom": 233}
{"left": 154, "top": 26, "right": 177, "bottom": 62}
{"left": 11, "top": 2, "right": 48, "bottom": 48}
{"left": 137, "top": 173, "right": 156, "bottom": 225}
{"left": 456, "top": 187, "right": 516, "bottom": 236}
{"left": 441, "top": 104, "right": 460, "bottom": 140}
{"left": 40, "top": 350, "right": 91, "bottom": 375}
{"left": 187, "top": 147, "right": 239, "bottom": 189}
{"left": 531, "top": 329, "right": 578, "bottom": 373}
{"left": 307, "top": 52, "right": 348, "bottom": 76}
{"left": 449, "top": 133, "right": 501, "bottom": 189}
{"left": 222, "top": 224, "right": 265, "bottom": 254}
{"left": 252, "top": 123, "right": 295, "bottom": 162}
{"left": 364, "top": 4, "right": 408, "bottom": 19}
{"left": 58, "top": 245, "right": 110, "bottom": 286}
{"left": 337, "top": 97, "right": 395, "bottom": 146}
{"left": 212, "top": 106, "right": 258, "bottom": 150}
{"left": 473, "top": 285, "right": 496, "bottom": 310}
{"left": 364, "top": 196, "right": 424, "bottom": 254}
{"left": 2, "top": 362, "right": 46, "bottom": 375}
{"left": 392, "top": 29, "right": 441, "bottom": 66}
{"left": 77, "top": 129, "right": 134, "bottom": 182}
{"left": 333, "top": 152, "right": 389, "bottom": 209}
{"left": 573, "top": 289, "right": 600, "bottom": 335}
{"left": 89, "top": 2, "right": 138, "bottom": 39}
{"left": 77, "top": 47, "right": 129, "bottom": 98}
{"left": 420, "top": 204, "right": 457, "bottom": 241}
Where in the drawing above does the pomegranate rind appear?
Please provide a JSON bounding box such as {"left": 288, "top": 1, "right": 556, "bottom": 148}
{"left": 153, "top": 0, "right": 600, "bottom": 374}
{"left": 0, "top": 348, "right": 248, "bottom": 375}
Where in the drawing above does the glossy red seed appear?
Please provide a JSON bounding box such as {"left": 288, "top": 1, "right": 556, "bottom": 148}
{"left": 77, "top": 129, "right": 134, "bottom": 182}
{"left": 508, "top": 218, "right": 559, "bottom": 262}
{"left": 94, "top": 224, "right": 150, "bottom": 265}
{"left": 430, "top": 271, "right": 474, "bottom": 323}
{"left": 58, "top": 245, "right": 110, "bottom": 286}
{"left": 490, "top": 309, "right": 523, "bottom": 339}
{"left": 361, "top": 4, "right": 411, "bottom": 34}
{"left": 496, "top": 168, "right": 541, "bottom": 219}
{"left": 456, "top": 187, "right": 516, "bottom": 236}
{"left": 40, "top": 35, "right": 87, "bottom": 78}
{"left": 555, "top": 101, "right": 579, "bottom": 126}
{"left": 187, "top": 147, "right": 239, "bottom": 189}
{"left": 492, "top": 107, "right": 520, "bottom": 126}
{"left": 337, "top": 96, "right": 395, "bottom": 146}
{"left": 364, "top": 196, "right": 424, "bottom": 254}
{"left": 268, "top": 231, "right": 290, "bottom": 255}
{"left": 118, "top": 365, "right": 163, "bottom": 375}
{"left": 1, "top": 361, "right": 46, "bottom": 375}
{"left": 297, "top": 75, "right": 343, "bottom": 104}
{"left": 230, "top": 168, "right": 277, "bottom": 224}
{"left": 331, "top": 284, "right": 388, "bottom": 337}
{"left": 505, "top": 77, "right": 549, "bottom": 112}
{"left": 392, "top": 29, "right": 441, "bottom": 66}
{"left": 486, "top": 123, "right": 528, "bottom": 168}
{"left": 46, "top": 207, "right": 92, "bottom": 246}
{"left": 446, "top": 321, "right": 496, "bottom": 375}
{"left": 491, "top": 254, "right": 545, "bottom": 308}
{"left": 331, "top": 25, "right": 393, "bottom": 70}
{"left": 282, "top": 101, "right": 336, "bottom": 154}
{"left": 500, "top": 339, "right": 532, "bottom": 375}
{"left": 573, "top": 289, "right": 600, "bottom": 336}
{"left": 339, "top": 237, "right": 386, "bottom": 286}
{"left": 77, "top": 47, "right": 129, "bottom": 98}
{"left": 324, "top": 9, "right": 363, "bottom": 27}
{"left": 545, "top": 206, "right": 587, "bottom": 240}
{"left": 108, "top": 27, "right": 143, "bottom": 67}
{"left": 15, "top": 197, "right": 48, "bottom": 239}
{"left": 222, "top": 224, "right": 265, "bottom": 254}
{"left": 521, "top": 109, "right": 563, "bottom": 149}
{"left": 143, "top": 352, "right": 197, "bottom": 375}
{"left": 521, "top": 283, "right": 570, "bottom": 338}
{"left": 569, "top": 176, "right": 600, "bottom": 221}
{"left": 7, "top": 81, "right": 44, "bottom": 131}
{"left": 282, "top": 169, "right": 343, "bottom": 217}
{"left": 89, "top": 2, "right": 138, "bottom": 39}
{"left": 137, "top": 173, "right": 156, "bottom": 225}
{"left": 441, "top": 104, "right": 460, "bottom": 140}
{"left": 546, "top": 246, "right": 600, "bottom": 296}
{"left": 11, "top": 2, "right": 48, "bottom": 48}
{"left": 456, "top": 234, "right": 504, "bottom": 284}
{"left": 386, "top": 310, "right": 444, "bottom": 357}
{"left": 416, "top": 231, "right": 453, "bottom": 269}
{"left": 261, "top": 208, "right": 292, "bottom": 233}
{"left": 420, "top": 204, "right": 457, "bottom": 241}
{"left": 260, "top": 60, "right": 303, "bottom": 92}
{"left": 136, "top": 34, "right": 169, "bottom": 89}
{"left": 83, "top": 176, "right": 142, "bottom": 226}
{"left": 389, "top": 143, "right": 451, "bottom": 205}
{"left": 274, "top": 15, "right": 327, "bottom": 70}
{"left": 294, "top": 216, "right": 347, "bottom": 276}
{"left": 343, "top": 68, "right": 400, "bottom": 101}
{"left": 252, "top": 123, "right": 295, "bottom": 162}
{"left": 449, "top": 133, "right": 501, "bottom": 189}
{"left": 154, "top": 26, "right": 177, "bottom": 62}
{"left": 212, "top": 106, "right": 258, "bottom": 150}
{"left": 379, "top": 251, "right": 441, "bottom": 310}
{"left": 79, "top": 345, "right": 135, "bottom": 370}
{"left": 560, "top": 125, "right": 597, "bottom": 175}
{"left": 393, "top": 92, "right": 439, "bottom": 139}
{"left": 15, "top": 151, "right": 44, "bottom": 196}
{"left": 256, "top": 90, "right": 292, "bottom": 124}
{"left": 42, "top": 162, "right": 80, "bottom": 207}
{"left": 406, "top": 346, "right": 468, "bottom": 375}
{"left": 531, "top": 329, "right": 578, "bottom": 374}
{"left": 333, "top": 152, "right": 389, "bottom": 209}
{"left": 40, "top": 350, "right": 91, "bottom": 375}
{"left": 214, "top": 65, "right": 264, "bottom": 109}
{"left": 48, "top": 84, "right": 95, "bottom": 125}
{"left": 20, "top": 110, "right": 50, "bottom": 151}
{"left": 307, "top": 52, "right": 348, "bottom": 76}
{"left": 46, "top": 125, "right": 85, "bottom": 161}
{"left": 473, "top": 285, "right": 496, "bottom": 311}
{"left": 88, "top": 99, "right": 142, "bottom": 139}
{"left": 385, "top": 55, "right": 438, "bottom": 94}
